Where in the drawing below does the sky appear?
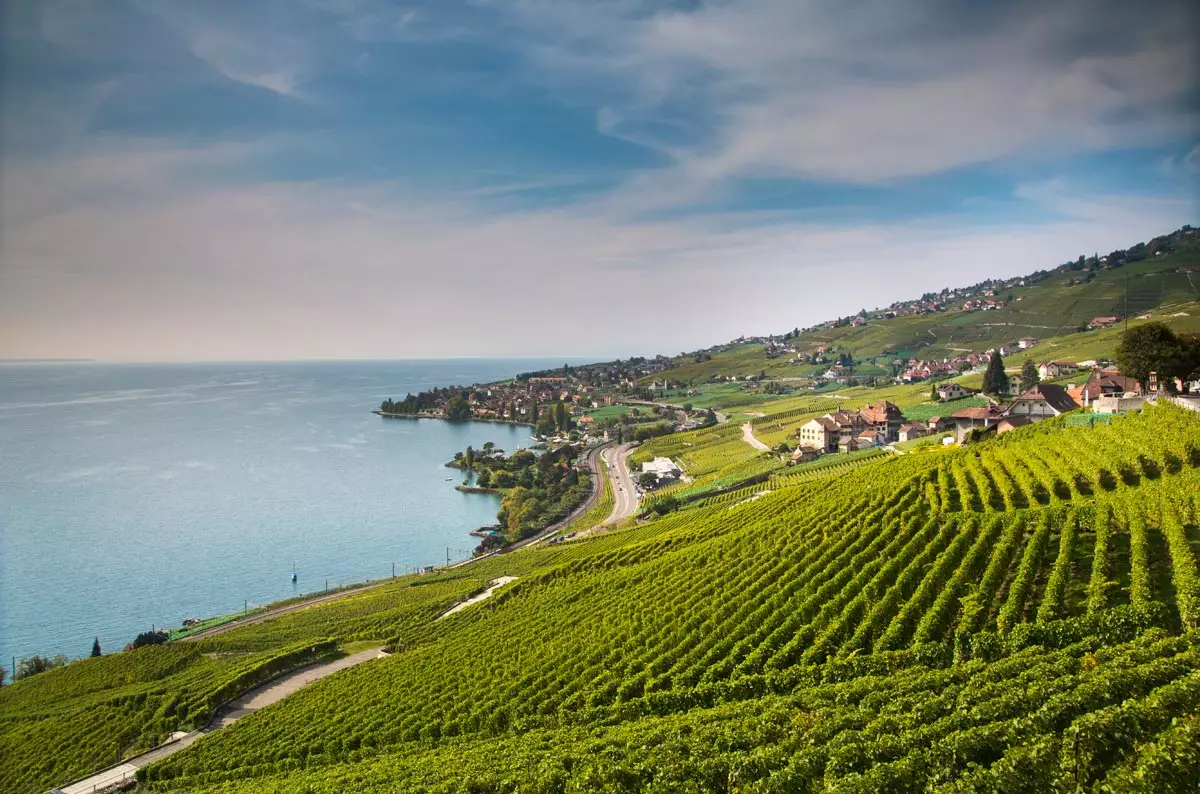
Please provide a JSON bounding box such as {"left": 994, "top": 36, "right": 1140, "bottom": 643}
{"left": 1, "top": 0, "right": 1198, "bottom": 362}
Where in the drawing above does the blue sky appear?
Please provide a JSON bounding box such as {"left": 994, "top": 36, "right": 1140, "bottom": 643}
{"left": 2, "top": 0, "right": 1198, "bottom": 360}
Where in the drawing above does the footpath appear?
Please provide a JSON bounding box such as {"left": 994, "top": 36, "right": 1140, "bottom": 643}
{"left": 57, "top": 647, "right": 385, "bottom": 794}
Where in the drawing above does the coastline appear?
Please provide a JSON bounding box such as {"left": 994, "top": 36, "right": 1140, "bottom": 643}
{"left": 373, "top": 410, "right": 533, "bottom": 427}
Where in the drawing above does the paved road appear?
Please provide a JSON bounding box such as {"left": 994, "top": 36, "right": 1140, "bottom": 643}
{"left": 741, "top": 422, "right": 770, "bottom": 451}
{"left": 58, "top": 647, "right": 385, "bottom": 794}
{"left": 601, "top": 443, "right": 639, "bottom": 524}
{"left": 181, "top": 582, "right": 383, "bottom": 642}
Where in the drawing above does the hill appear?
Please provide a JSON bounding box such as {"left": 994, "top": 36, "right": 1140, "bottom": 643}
{"left": 652, "top": 228, "right": 1200, "bottom": 385}
{"left": 4, "top": 403, "right": 1200, "bottom": 792}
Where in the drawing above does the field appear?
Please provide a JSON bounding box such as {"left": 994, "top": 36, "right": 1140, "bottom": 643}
{"left": 5, "top": 404, "right": 1198, "bottom": 792}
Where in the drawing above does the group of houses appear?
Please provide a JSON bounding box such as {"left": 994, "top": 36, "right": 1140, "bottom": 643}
{"left": 943, "top": 369, "right": 1146, "bottom": 442}
{"left": 794, "top": 400, "right": 924, "bottom": 459}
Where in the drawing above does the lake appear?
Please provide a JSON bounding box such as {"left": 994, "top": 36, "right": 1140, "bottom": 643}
{"left": 0, "top": 359, "right": 572, "bottom": 665}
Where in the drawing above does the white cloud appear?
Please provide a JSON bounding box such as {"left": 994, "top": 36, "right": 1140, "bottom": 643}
{"left": 2, "top": 141, "right": 1195, "bottom": 361}
{"left": 506, "top": 0, "right": 1199, "bottom": 196}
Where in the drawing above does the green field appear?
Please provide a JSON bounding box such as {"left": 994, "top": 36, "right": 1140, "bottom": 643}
{"left": 7, "top": 404, "right": 1200, "bottom": 793}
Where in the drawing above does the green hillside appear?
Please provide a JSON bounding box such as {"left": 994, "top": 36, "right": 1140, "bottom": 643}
{"left": 7, "top": 404, "right": 1199, "bottom": 792}
{"left": 655, "top": 236, "right": 1200, "bottom": 384}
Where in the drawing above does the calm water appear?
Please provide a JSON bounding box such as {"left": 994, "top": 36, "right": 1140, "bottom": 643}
{"left": 0, "top": 360, "right": 567, "bottom": 665}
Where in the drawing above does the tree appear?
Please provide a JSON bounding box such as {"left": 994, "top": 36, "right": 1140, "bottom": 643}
{"left": 638, "top": 472, "right": 658, "bottom": 490}
{"left": 0, "top": 666, "right": 5, "bottom": 686}
{"left": 983, "top": 350, "right": 1008, "bottom": 396}
{"left": 445, "top": 394, "right": 471, "bottom": 421}
{"left": 1116, "top": 322, "right": 1192, "bottom": 388}
{"left": 464, "top": 446, "right": 474, "bottom": 470}
{"left": 91, "top": 637, "right": 101, "bottom": 657}
{"left": 475, "top": 468, "right": 492, "bottom": 488}
{"left": 1020, "top": 359, "right": 1040, "bottom": 393}
{"left": 16, "top": 655, "right": 68, "bottom": 680}
{"left": 930, "top": 383, "right": 939, "bottom": 402}
{"left": 127, "top": 630, "right": 169, "bottom": 650}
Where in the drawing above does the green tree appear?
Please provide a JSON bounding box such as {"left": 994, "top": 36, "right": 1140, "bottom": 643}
{"left": 91, "top": 637, "right": 101, "bottom": 657}
{"left": 930, "top": 383, "right": 939, "bottom": 402}
{"left": 445, "top": 395, "right": 471, "bottom": 421}
{"left": 638, "top": 472, "right": 658, "bottom": 490}
{"left": 16, "top": 655, "right": 68, "bottom": 680}
{"left": 1116, "top": 322, "right": 1189, "bottom": 388}
{"left": 464, "top": 446, "right": 474, "bottom": 470}
{"left": 1020, "top": 359, "right": 1040, "bottom": 393}
{"left": 475, "top": 468, "right": 492, "bottom": 488}
{"left": 983, "top": 350, "right": 1007, "bottom": 396}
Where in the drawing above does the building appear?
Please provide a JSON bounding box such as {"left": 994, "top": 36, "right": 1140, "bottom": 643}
{"left": 1089, "top": 316, "right": 1120, "bottom": 330}
{"left": 937, "top": 383, "right": 974, "bottom": 402}
{"left": 827, "top": 409, "right": 866, "bottom": 444}
{"left": 797, "top": 416, "right": 839, "bottom": 454}
{"left": 950, "top": 405, "right": 1005, "bottom": 442}
{"left": 928, "top": 415, "right": 954, "bottom": 432}
{"left": 1037, "top": 362, "right": 1076, "bottom": 380}
{"left": 1094, "top": 395, "right": 1145, "bottom": 414}
{"left": 997, "top": 416, "right": 1034, "bottom": 435}
{"left": 1076, "top": 370, "right": 1143, "bottom": 406}
{"left": 1006, "top": 383, "right": 1079, "bottom": 418}
{"left": 790, "top": 446, "right": 821, "bottom": 464}
{"left": 859, "top": 400, "right": 904, "bottom": 442}
{"left": 898, "top": 423, "right": 926, "bottom": 443}
{"left": 641, "top": 457, "right": 681, "bottom": 478}
{"left": 1018, "top": 336, "right": 1038, "bottom": 349}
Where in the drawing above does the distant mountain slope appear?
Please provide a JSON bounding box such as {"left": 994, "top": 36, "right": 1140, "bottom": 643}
{"left": 658, "top": 230, "right": 1199, "bottom": 382}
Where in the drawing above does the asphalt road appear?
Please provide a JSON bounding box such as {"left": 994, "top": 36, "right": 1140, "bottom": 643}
{"left": 512, "top": 442, "right": 610, "bottom": 549}
{"left": 741, "top": 422, "right": 770, "bottom": 451}
{"left": 601, "top": 442, "right": 639, "bottom": 524}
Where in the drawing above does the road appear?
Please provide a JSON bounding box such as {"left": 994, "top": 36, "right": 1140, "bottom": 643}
{"left": 741, "top": 422, "right": 770, "bottom": 451}
{"left": 58, "top": 647, "right": 385, "bottom": 794}
{"left": 181, "top": 581, "right": 383, "bottom": 642}
{"left": 601, "top": 442, "right": 639, "bottom": 524}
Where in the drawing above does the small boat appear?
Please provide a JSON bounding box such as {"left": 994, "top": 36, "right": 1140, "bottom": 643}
{"left": 444, "top": 477, "right": 454, "bottom": 481}
{"left": 291, "top": 563, "right": 297, "bottom": 583}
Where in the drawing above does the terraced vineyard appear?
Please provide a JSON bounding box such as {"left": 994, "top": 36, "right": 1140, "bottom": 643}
{"left": 7, "top": 404, "right": 1200, "bottom": 793}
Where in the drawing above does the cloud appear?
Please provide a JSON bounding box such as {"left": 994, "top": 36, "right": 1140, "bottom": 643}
{"left": 2, "top": 139, "right": 1195, "bottom": 361}
{"left": 506, "top": 0, "right": 1199, "bottom": 196}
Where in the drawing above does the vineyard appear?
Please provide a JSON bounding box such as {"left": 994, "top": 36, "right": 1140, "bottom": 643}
{"left": 6, "top": 404, "right": 1200, "bottom": 793}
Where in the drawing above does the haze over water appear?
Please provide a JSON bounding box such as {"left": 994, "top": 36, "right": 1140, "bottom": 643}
{"left": 0, "top": 359, "right": 568, "bottom": 664}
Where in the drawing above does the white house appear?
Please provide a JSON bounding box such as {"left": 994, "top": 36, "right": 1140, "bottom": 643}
{"left": 1018, "top": 336, "right": 1038, "bottom": 349}
{"left": 1006, "top": 384, "right": 1079, "bottom": 419}
{"left": 937, "top": 382, "right": 973, "bottom": 402}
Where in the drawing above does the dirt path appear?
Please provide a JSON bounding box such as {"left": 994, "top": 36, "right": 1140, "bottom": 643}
{"left": 437, "top": 577, "right": 518, "bottom": 620}
{"left": 741, "top": 422, "right": 770, "bottom": 451}
{"left": 59, "top": 647, "right": 385, "bottom": 794}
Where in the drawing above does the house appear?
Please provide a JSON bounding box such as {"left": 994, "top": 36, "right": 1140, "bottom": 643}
{"left": 997, "top": 415, "right": 1034, "bottom": 435}
{"left": 839, "top": 435, "right": 876, "bottom": 453}
{"left": 1038, "top": 361, "right": 1076, "bottom": 380}
{"left": 578, "top": 414, "right": 596, "bottom": 427}
{"left": 928, "top": 415, "right": 954, "bottom": 432}
{"left": 950, "top": 405, "right": 1005, "bottom": 442}
{"left": 856, "top": 427, "right": 887, "bottom": 447}
{"left": 797, "top": 416, "right": 840, "bottom": 454}
{"left": 826, "top": 410, "right": 866, "bottom": 444}
{"left": 1018, "top": 336, "right": 1038, "bottom": 349}
{"left": 1006, "top": 383, "right": 1079, "bottom": 418}
{"left": 1076, "top": 371, "right": 1143, "bottom": 406}
{"left": 859, "top": 400, "right": 904, "bottom": 442}
{"left": 898, "top": 423, "right": 926, "bottom": 443}
{"left": 1093, "top": 395, "right": 1145, "bottom": 415}
{"left": 937, "top": 383, "right": 974, "bottom": 402}
{"left": 1089, "top": 316, "right": 1120, "bottom": 330}
{"left": 790, "top": 446, "right": 821, "bottom": 464}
